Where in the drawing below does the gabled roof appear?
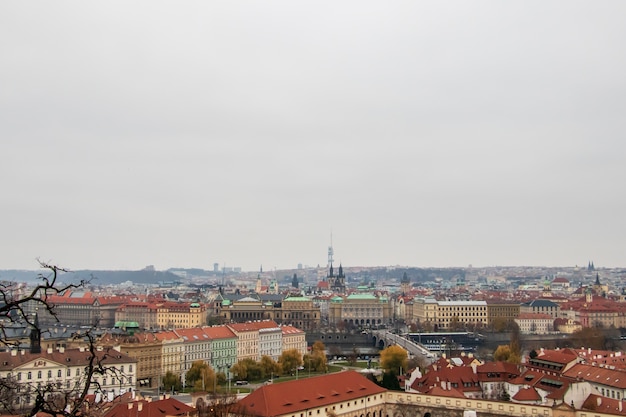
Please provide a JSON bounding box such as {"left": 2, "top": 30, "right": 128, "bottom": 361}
{"left": 104, "top": 398, "right": 194, "bottom": 417}
{"left": 234, "top": 371, "right": 385, "bottom": 417}
{"left": 512, "top": 387, "right": 541, "bottom": 401}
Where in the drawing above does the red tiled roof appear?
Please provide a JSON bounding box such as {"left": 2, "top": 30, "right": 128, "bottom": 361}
{"left": 425, "top": 386, "right": 466, "bottom": 398}
{"left": 582, "top": 394, "right": 626, "bottom": 416}
{"left": 202, "top": 326, "right": 236, "bottom": 339}
{"left": 512, "top": 387, "right": 541, "bottom": 401}
{"left": 104, "top": 398, "right": 194, "bottom": 417}
{"left": 234, "top": 371, "right": 386, "bottom": 417}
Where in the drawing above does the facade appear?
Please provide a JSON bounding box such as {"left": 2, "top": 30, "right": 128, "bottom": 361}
{"left": 115, "top": 302, "right": 159, "bottom": 330}
{"left": 0, "top": 347, "right": 136, "bottom": 410}
{"left": 326, "top": 263, "right": 346, "bottom": 293}
{"left": 255, "top": 320, "right": 282, "bottom": 361}
{"left": 227, "top": 322, "right": 260, "bottom": 362}
{"left": 154, "top": 330, "right": 184, "bottom": 379}
{"left": 174, "top": 327, "right": 213, "bottom": 377}
{"left": 328, "top": 293, "right": 392, "bottom": 327}
{"left": 202, "top": 325, "right": 237, "bottom": 375}
{"left": 520, "top": 299, "right": 560, "bottom": 319}
{"left": 281, "top": 325, "right": 307, "bottom": 358}
{"left": 27, "top": 293, "right": 126, "bottom": 328}
{"left": 279, "top": 297, "right": 321, "bottom": 330}
{"left": 214, "top": 295, "right": 321, "bottom": 331}
{"left": 116, "top": 301, "right": 206, "bottom": 330}
{"left": 515, "top": 313, "right": 554, "bottom": 334}
{"left": 485, "top": 300, "right": 521, "bottom": 328}
{"left": 99, "top": 332, "right": 163, "bottom": 388}
{"left": 414, "top": 299, "right": 488, "bottom": 330}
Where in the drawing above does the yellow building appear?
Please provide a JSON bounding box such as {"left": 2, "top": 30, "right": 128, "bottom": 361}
{"left": 414, "top": 299, "right": 488, "bottom": 330}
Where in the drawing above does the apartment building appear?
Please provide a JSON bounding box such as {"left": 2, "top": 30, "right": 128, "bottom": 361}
{"left": 413, "top": 299, "right": 488, "bottom": 330}
{"left": 0, "top": 347, "right": 136, "bottom": 410}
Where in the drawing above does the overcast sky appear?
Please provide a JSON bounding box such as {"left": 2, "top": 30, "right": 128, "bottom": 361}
{"left": 1, "top": 2, "right": 625, "bottom": 272}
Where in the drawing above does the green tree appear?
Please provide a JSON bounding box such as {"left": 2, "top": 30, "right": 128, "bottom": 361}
{"left": 278, "top": 349, "right": 303, "bottom": 374}
{"left": 380, "top": 345, "right": 408, "bottom": 375}
{"left": 163, "top": 371, "right": 181, "bottom": 393}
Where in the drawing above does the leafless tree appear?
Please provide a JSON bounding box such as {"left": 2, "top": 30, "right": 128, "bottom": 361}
{"left": 0, "top": 261, "right": 129, "bottom": 417}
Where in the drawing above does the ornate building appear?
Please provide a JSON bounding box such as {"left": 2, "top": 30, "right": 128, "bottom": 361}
{"left": 327, "top": 263, "right": 346, "bottom": 293}
{"left": 328, "top": 293, "right": 392, "bottom": 327}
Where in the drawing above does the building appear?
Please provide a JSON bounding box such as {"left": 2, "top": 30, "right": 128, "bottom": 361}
{"left": 116, "top": 301, "right": 206, "bottom": 330}
{"left": 233, "top": 371, "right": 386, "bottom": 417}
{"left": 99, "top": 332, "right": 162, "bottom": 389}
{"left": 520, "top": 299, "right": 560, "bottom": 319}
{"left": 202, "top": 325, "right": 237, "bottom": 375}
{"left": 254, "top": 320, "right": 282, "bottom": 361}
{"left": 279, "top": 296, "right": 321, "bottom": 330}
{"left": 515, "top": 313, "right": 554, "bottom": 334}
{"left": 0, "top": 346, "right": 136, "bottom": 410}
{"left": 280, "top": 325, "right": 307, "bottom": 358}
{"left": 326, "top": 263, "right": 346, "bottom": 293}
{"left": 227, "top": 322, "right": 260, "bottom": 362}
{"left": 413, "top": 299, "right": 488, "bottom": 331}
{"left": 485, "top": 300, "right": 521, "bottom": 329}
{"left": 328, "top": 293, "right": 392, "bottom": 327}
{"left": 154, "top": 330, "right": 184, "bottom": 380}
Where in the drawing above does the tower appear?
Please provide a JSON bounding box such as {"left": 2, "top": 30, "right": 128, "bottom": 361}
{"left": 30, "top": 313, "right": 41, "bottom": 354}
{"left": 327, "top": 232, "right": 334, "bottom": 268}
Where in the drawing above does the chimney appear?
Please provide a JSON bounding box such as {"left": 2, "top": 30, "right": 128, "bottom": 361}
{"left": 21, "top": 350, "right": 25, "bottom": 355}
{"left": 47, "top": 347, "right": 53, "bottom": 354}
{"left": 137, "top": 402, "right": 143, "bottom": 412}
{"left": 127, "top": 403, "right": 133, "bottom": 410}
{"left": 588, "top": 347, "right": 592, "bottom": 354}
{"left": 597, "top": 397, "right": 602, "bottom": 407}
{"left": 10, "top": 350, "right": 17, "bottom": 356}
{"left": 620, "top": 400, "right": 623, "bottom": 412}
{"left": 59, "top": 346, "right": 65, "bottom": 353}
{"left": 471, "top": 363, "right": 477, "bottom": 374}
{"left": 79, "top": 346, "right": 85, "bottom": 352}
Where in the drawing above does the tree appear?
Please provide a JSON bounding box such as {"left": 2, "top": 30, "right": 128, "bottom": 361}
{"left": 163, "top": 370, "right": 181, "bottom": 393}
{"left": 231, "top": 358, "right": 263, "bottom": 381}
{"left": 260, "top": 355, "right": 281, "bottom": 378}
{"left": 380, "top": 345, "right": 408, "bottom": 375}
{"left": 187, "top": 361, "right": 217, "bottom": 392}
{"left": 278, "top": 349, "right": 302, "bottom": 374}
{"left": 567, "top": 327, "right": 606, "bottom": 350}
{"left": 493, "top": 345, "right": 521, "bottom": 364}
{"left": 0, "top": 262, "right": 126, "bottom": 417}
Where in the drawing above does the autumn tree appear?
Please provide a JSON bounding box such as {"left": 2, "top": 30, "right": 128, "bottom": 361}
{"left": 260, "top": 355, "right": 281, "bottom": 378}
{"left": 163, "top": 371, "right": 181, "bottom": 393}
{"left": 231, "top": 358, "right": 263, "bottom": 381}
{"left": 493, "top": 345, "right": 521, "bottom": 364}
{"left": 567, "top": 327, "right": 607, "bottom": 350}
{"left": 187, "top": 361, "right": 217, "bottom": 392}
{"left": 380, "top": 345, "right": 408, "bottom": 375}
{"left": 278, "top": 349, "right": 303, "bottom": 374}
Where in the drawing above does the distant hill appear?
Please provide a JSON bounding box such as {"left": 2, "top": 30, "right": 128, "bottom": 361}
{"left": 0, "top": 269, "right": 183, "bottom": 285}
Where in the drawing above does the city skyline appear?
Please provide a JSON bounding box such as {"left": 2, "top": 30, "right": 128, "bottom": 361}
{"left": 1, "top": 2, "right": 625, "bottom": 272}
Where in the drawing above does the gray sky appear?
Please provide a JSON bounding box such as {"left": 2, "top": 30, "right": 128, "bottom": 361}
{"left": 2, "top": 1, "right": 625, "bottom": 272}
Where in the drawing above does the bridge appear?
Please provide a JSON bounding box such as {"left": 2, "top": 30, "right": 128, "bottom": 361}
{"left": 370, "top": 330, "right": 436, "bottom": 361}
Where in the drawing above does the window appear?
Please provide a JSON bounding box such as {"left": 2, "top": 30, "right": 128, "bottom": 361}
{"left": 67, "top": 369, "right": 71, "bottom": 377}
{"left": 37, "top": 371, "right": 42, "bottom": 379}
{"left": 48, "top": 370, "right": 52, "bottom": 379}
{"left": 17, "top": 372, "right": 21, "bottom": 381}
{"left": 28, "top": 372, "right": 32, "bottom": 380}
{"left": 58, "top": 370, "right": 62, "bottom": 378}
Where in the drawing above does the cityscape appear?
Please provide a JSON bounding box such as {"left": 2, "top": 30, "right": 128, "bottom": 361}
{"left": 2, "top": 248, "right": 626, "bottom": 417}
{"left": 2, "top": 2, "right": 625, "bottom": 417}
